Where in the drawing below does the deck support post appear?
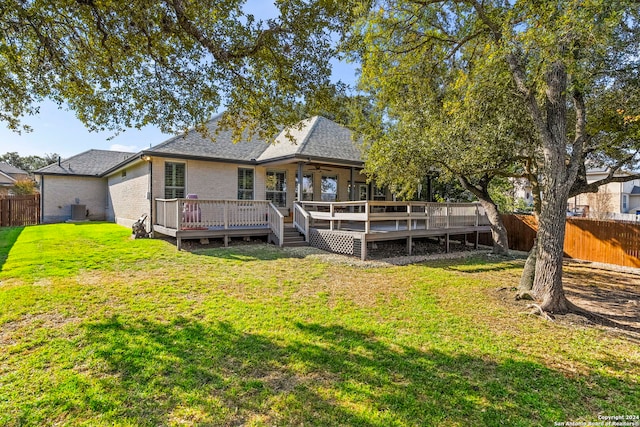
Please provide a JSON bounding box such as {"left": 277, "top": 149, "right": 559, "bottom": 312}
{"left": 361, "top": 235, "right": 367, "bottom": 261}
{"left": 177, "top": 236, "right": 182, "bottom": 251}
{"left": 224, "top": 235, "right": 229, "bottom": 247}
{"left": 445, "top": 233, "right": 450, "bottom": 253}
{"left": 407, "top": 235, "right": 412, "bottom": 255}
{"left": 474, "top": 231, "right": 479, "bottom": 249}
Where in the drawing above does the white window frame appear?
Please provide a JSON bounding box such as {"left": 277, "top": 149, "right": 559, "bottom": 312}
{"left": 164, "top": 162, "right": 186, "bottom": 199}
{"left": 296, "top": 173, "right": 314, "bottom": 201}
{"left": 266, "top": 170, "right": 287, "bottom": 207}
{"left": 321, "top": 175, "right": 338, "bottom": 202}
{"left": 238, "top": 168, "right": 254, "bottom": 200}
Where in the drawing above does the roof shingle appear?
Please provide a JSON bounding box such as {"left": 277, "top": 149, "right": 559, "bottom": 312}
{"left": 0, "top": 162, "right": 28, "bottom": 175}
{"left": 36, "top": 150, "right": 136, "bottom": 176}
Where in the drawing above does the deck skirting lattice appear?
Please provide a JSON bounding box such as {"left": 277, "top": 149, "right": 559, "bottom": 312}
{"left": 310, "top": 229, "right": 360, "bottom": 256}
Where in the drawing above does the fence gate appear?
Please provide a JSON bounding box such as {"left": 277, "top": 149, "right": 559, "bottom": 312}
{"left": 0, "top": 194, "right": 40, "bottom": 227}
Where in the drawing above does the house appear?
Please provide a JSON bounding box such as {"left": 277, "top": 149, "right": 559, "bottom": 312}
{"left": 0, "top": 162, "right": 30, "bottom": 195}
{"left": 35, "top": 115, "right": 492, "bottom": 258}
{"left": 513, "top": 167, "right": 640, "bottom": 217}
{"left": 568, "top": 167, "right": 640, "bottom": 217}
{"left": 35, "top": 115, "right": 385, "bottom": 227}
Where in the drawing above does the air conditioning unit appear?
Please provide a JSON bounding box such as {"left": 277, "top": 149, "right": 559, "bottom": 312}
{"left": 71, "top": 204, "right": 86, "bottom": 221}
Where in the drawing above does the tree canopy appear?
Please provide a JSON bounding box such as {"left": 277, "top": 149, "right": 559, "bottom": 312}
{"left": 1, "top": 0, "right": 355, "bottom": 139}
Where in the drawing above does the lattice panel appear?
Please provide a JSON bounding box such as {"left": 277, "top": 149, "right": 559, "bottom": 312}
{"left": 310, "top": 229, "right": 356, "bottom": 256}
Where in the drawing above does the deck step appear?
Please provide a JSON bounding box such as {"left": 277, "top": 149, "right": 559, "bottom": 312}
{"left": 282, "top": 225, "right": 308, "bottom": 247}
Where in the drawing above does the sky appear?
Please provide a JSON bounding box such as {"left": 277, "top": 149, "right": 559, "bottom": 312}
{"left": 0, "top": 1, "right": 358, "bottom": 159}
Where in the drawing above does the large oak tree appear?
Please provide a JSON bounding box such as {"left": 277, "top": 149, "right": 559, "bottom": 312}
{"left": 349, "top": 0, "right": 640, "bottom": 314}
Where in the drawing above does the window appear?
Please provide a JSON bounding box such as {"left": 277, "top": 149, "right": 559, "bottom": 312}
{"left": 164, "top": 162, "right": 185, "bottom": 198}
{"left": 358, "top": 183, "right": 369, "bottom": 200}
{"left": 266, "top": 170, "right": 287, "bottom": 207}
{"left": 295, "top": 173, "right": 313, "bottom": 201}
{"left": 373, "top": 183, "right": 386, "bottom": 201}
{"left": 238, "top": 168, "right": 254, "bottom": 200}
{"left": 321, "top": 175, "right": 338, "bottom": 201}
{"left": 623, "top": 194, "right": 628, "bottom": 211}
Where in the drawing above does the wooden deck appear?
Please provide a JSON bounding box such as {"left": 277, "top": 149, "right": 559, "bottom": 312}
{"left": 154, "top": 199, "right": 284, "bottom": 250}
{"left": 293, "top": 201, "right": 492, "bottom": 260}
{"left": 153, "top": 198, "right": 493, "bottom": 257}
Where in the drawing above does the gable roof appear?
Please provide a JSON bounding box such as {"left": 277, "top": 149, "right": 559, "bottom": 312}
{"left": 143, "top": 115, "right": 363, "bottom": 167}
{"left": 0, "top": 162, "right": 28, "bottom": 176}
{"left": 36, "top": 149, "right": 136, "bottom": 177}
{"left": 257, "top": 116, "right": 362, "bottom": 164}
{"left": 0, "top": 162, "right": 29, "bottom": 178}
{"left": 631, "top": 186, "right": 640, "bottom": 195}
{"left": 36, "top": 116, "right": 364, "bottom": 178}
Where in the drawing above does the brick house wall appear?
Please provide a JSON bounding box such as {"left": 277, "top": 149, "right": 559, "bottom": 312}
{"left": 107, "top": 161, "right": 151, "bottom": 229}
{"left": 39, "top": 175, "right": 107, "bottom": 223}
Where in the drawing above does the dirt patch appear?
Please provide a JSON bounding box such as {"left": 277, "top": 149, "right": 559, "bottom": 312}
{"left": 562, "top": 262, "right": 640, "bottom": 332}
{"left": 496, "top": 260, "right": 640, "bottom": 340}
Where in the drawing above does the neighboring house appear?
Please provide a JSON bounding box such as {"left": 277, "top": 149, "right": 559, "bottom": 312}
{"left": 569, "top": 168, "right": 640, "bottom": 216}
{"left": 35, "top": 115, "right": 386, "bottom": 227}
{"left": 0, "top": 162, "right": 29, "bottom": 195}
{"left": 514, "top": 167, "right": 640, "bottom": 217}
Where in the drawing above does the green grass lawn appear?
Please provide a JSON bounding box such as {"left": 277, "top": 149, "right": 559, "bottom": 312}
{"left": 0, "top": 223, "right": 638, "bottom": 426}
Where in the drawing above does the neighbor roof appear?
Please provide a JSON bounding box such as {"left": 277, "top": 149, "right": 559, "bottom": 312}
{"left": 630, "top": 186, "right": 640, "bottom": 195}
{"left": 0, "top": 162, "right": 28, "bottom": 176}
{"left": 36, "top": 149, "right": 136, "bottom": 176}
{"left": 0, "top": 171, "right": 16, "bottom": 186}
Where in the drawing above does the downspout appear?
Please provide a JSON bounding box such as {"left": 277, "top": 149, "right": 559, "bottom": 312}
{"left": 37, "top": 173, "right": 44, "bottom": 224}
{"left": 148, "top": 157, "right": 153, "bottom": 233}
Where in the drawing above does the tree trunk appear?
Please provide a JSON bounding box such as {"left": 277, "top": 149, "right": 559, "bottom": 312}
{"left": 516, "top": 238, "right": 536, "bottom": 299}
{"left": 457, "top": 175, "right": 509, "bottom": 255}
{"left": 532, "top": 179, "right": 572, "bottom": 313}
{"left": 478, "top": 199, "right": 509, "bottom": 255}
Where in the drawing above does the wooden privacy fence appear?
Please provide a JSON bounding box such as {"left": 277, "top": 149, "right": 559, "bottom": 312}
{"left": 0, "top": 194, "right": 40, "bottom": 227}
{"left": 490, "top": 214, "right": 640, "bottom": 268}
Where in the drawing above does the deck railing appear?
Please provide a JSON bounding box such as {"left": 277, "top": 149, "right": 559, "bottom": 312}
{"left": 293, "top": 202, "right": 310, "bottom": 241}
{"left": 155, "top": 199, "right": 284, "bottom": 245}
{"left": 298, "top": 201, "right": 489, "bottom": 234}
{"left": 267, "top": 203, "right": 285, "bottom": 246}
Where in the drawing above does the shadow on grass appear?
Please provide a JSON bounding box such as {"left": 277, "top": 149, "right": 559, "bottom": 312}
{"left": 36, "top": 316, "right": 634, "bottom": 426}
{"left": 188, "top": 243, "right": 312, "bottom": 262}
{"left": 436, "top": 256, "right": 524, "bottom": 274}
{"left": 0, "top": 226, "right": 23, "bottom": 272}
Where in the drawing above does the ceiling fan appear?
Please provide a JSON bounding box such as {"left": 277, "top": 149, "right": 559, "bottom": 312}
{"left": 311, "top": 164, "right": 333, "bottom": 172}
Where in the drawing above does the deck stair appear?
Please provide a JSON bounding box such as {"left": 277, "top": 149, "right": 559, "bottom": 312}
{"left": 282, "top": 224, "right": 307, "bottom": 247}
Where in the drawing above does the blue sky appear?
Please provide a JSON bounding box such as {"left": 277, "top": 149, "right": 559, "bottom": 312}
{"left": 0, "top": 1, "right": 357, "bottom": 159}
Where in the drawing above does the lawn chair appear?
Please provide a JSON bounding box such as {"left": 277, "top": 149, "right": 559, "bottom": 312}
{"left": 182, "top": 194, "right": 201, "bottom": 223}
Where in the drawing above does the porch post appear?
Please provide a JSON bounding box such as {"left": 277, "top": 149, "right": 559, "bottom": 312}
{"left": 297, "top": 162, "right": 304, "bottom": 202}
{"left": 350, "top": 167, "right": 356, "bottom": 201}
